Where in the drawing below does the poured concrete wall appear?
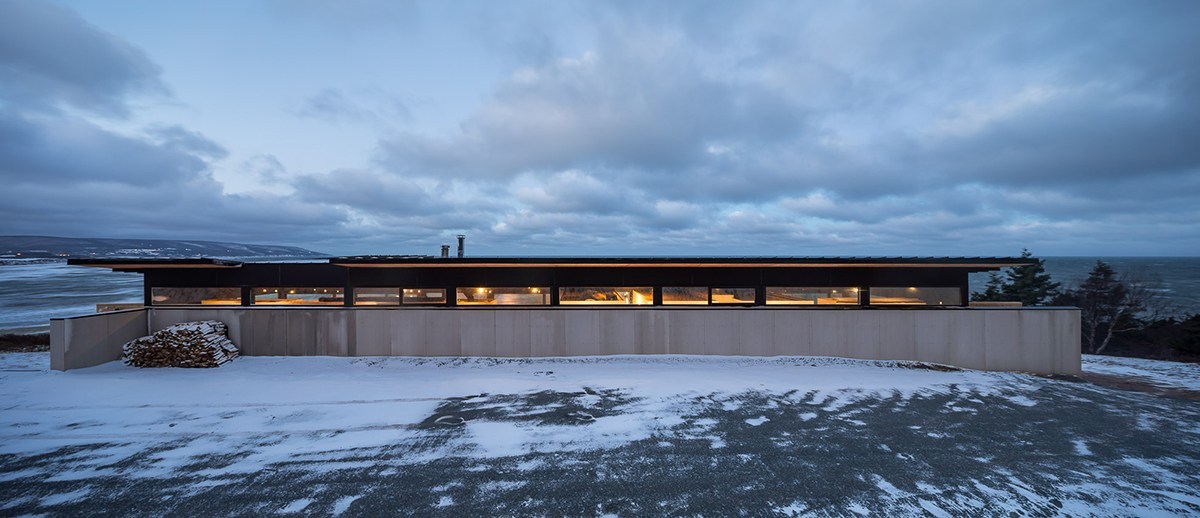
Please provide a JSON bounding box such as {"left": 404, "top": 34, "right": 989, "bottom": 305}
{"left": 53, "top": 307, "right": 1081, "bottom": 374}
{"left": 50, "top": 309, "right": 148, "bottom": 371}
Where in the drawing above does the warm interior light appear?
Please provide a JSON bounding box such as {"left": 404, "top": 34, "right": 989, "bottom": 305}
{"left": 476, "top": 288, "right": 485, "bottom": 294}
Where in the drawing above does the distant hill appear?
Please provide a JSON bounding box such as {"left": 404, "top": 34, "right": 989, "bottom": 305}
{"left": 0, "top": 236, "right": 325, "bottom": 259}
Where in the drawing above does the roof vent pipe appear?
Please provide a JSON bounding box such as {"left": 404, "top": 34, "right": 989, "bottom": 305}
{"left": 456, "top": 235, "right": 465, "bottom": 258}
{"left": 440, "top": 245, "right": 450, "bottom": 258}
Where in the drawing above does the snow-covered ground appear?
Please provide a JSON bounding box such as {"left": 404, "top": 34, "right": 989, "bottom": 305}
{"left": 1083, "top": 354, "right": 1200, "bottom": 392}
{"left": 2, "top": 352, "right": 1199, "bottom": 516}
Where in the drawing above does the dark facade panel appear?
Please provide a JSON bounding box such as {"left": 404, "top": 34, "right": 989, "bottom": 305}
{"left": 79, "top": 256, "right": 1024, "bottom": 308}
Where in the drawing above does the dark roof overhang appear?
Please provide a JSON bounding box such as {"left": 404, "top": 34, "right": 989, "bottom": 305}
{"left": 67, "top": 258, "right": 243, "bottom": 271}
{"left": 327, "top": 256, "right": 1031, "bottom": 269}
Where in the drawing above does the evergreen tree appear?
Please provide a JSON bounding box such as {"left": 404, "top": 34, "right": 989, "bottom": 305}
{"left": 971, "top": 272, "right": 1006, "bottom": 302}
{"left": 970, "top": 249, "right": 1059, "bottom": 305}
{"left": 1000, "top": 249, "right": 1060, "bottom": 306}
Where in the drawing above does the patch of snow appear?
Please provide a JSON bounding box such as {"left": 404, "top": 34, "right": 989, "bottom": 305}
{"left": 745, "top": 416, "right": 769, "bottom": 426}
{"left": 1073, "top": 439, "right": 1092, "bottom": 456}
{"left": 436, "top": 495, "right": 454, "bottom": 507}
{"left": 515, "top": 459, "right": 544, "bottom": 471}
{"left": 873, "top": 475, "right": 906, "bottom": 498}
{"left": 40, "top": 487, "right": 91, "bottom": 507}
{"left": 0, "top": 495, "right": 35, "bottom": 510}
{"left": 575, "top": 394, "right": 602, "bottom": 407}
{"left": 918, "top": 498, "right": 951, "bottom": 518}
{"left": 774, "top": 502, "right": 807, "bottom": 515}
{"left": 1139, "top": 488, "right": 1200, "bottom": 508}
{"left": 331, "top": 495, "right": 359, "bottom": 515}
{"left": 478, "top": 480, "right": 525, "bottom": 493}
{"left": 845, "top": 502, "right": 870, "bottom": 515}
{"left": 1005, "top": 395, "right": 1037, "bottom": 407}
{"left": 278, "top": 498, "right": 312, "bottom": 514}
{"left": 468, "top": 421, "right": 531, "bottom": 458}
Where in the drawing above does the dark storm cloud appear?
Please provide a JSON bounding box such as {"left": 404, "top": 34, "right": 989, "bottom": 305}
{"left": 291, "top": 169, "right": 436, "bottom": 214}
{"left": 146, "top": 125, "right": 229, "bottom": 161}
{"left": 0, "top": 0, "right": 165, "bottom": 116}
{"left": 380, "top": 23, "right": 806, "bottom": 178}
{"left": 0, "top": 111, "right": 210, "bottom": 186}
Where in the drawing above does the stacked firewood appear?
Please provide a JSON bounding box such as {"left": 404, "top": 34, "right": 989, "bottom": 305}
{"left": 123, "top": 321, "right": 240, "bottom": 368}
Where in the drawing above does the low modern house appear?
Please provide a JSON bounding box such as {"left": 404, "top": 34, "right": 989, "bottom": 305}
{"left": 52, "top": 255, "right": 1081, "bottom": 374}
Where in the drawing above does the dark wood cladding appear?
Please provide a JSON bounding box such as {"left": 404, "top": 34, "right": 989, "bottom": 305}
{"left": 143, "top": 263, "right": 349, "bottom": 288}
{"left": 136, "top": 262, "right": 980, "bottom": 306}
{"left": 70, "top": 256, "right": 1028, "bottom": 307}
{"left": 139, "top": 264, "right": 971, "bottom": 289}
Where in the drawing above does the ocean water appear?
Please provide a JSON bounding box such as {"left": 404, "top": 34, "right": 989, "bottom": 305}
{"left": 1, "top": 257, "right": 1198, "bottom": 333}
{"left": 0, "top": 261, "right": 143, "bottom": 333}
{"left": 968, "top": 257, "right": 1200, "bottom": 314}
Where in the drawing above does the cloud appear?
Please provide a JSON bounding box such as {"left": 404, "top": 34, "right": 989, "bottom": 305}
{"left": 0, "top": 111, "right": 210, "bottom": 187}
{"left": 292, "top": 169, "right": 435, "bottom": 214}
{"left": 3, "top": 0, "right": 1200, "bottom": 256}
{"left": 0, "top": 0, "right": 166, "bottom": 116}
{"left": 380, "top": 25, "right": 805, "bottom": 178}
{"left": 293, "top": 88, "right": 412, "bottom": 125}
{"left": 0, "top": 1, "right": 348, "bottom": 247}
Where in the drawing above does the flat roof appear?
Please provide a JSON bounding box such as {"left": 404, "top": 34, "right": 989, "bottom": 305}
{"left": 329, "top": 256, "right": 1032, "bottom": 268}
{"left": 68, "top": 256, "right": 1033, "bottom": 271}
{"left": 68, "top": 258, "right": 243, "bottom": 269}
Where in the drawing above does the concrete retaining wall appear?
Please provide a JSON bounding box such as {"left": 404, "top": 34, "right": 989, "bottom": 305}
{"left": 50, "top": 309, "right": 148, "bottom": 371}
{"left": 52, "top": 307, "right": 1082, "bottom": 375}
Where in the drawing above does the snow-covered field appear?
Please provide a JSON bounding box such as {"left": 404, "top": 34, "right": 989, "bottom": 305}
{"left": 1083, "top": 354, "right": 1200, "bottom": 393}
{"left": 2, "top": 352, "right": 1199, "bottom": 516}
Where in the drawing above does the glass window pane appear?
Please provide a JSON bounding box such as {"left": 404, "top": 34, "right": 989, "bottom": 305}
{"left": 404, "top": 288, "right": 446, "bottom": 305}
{"left": 456, "top": 287, "right": 549, "bottom": 305}
{"left": 711, "top": 288, "right": 755, "bottom": 304}
{"left": 151, "top": 287, "right": 240, "bottom": 305}
{"left": 663, "top": 287, "right": 708, "bottom": 305}
{"left": 870, "top": 287, "right": 962, "bottom": 306}
{"left": 766, "top": 287, "right": 860, "bottom": 305}
{"left": 355, "top": 288, "right": 400, "bottom": 306}
{"left": 253, "top": 287, "right": 344, "bottom": 305}
{"left": 559, "top": 287, "right": 653, "bottom": 305}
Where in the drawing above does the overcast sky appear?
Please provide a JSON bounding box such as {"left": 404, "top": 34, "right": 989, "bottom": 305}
{"left": 1, "top": 1, "right": 1198, "bottom": 256}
